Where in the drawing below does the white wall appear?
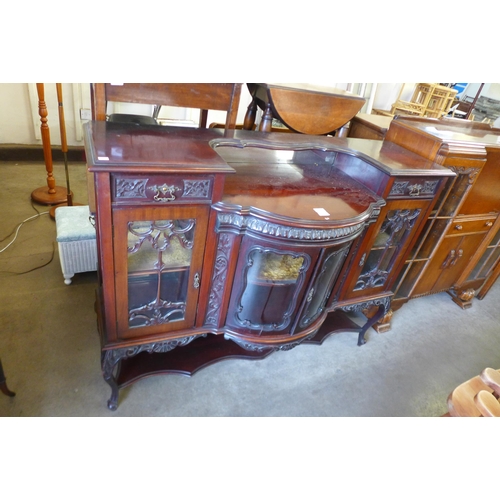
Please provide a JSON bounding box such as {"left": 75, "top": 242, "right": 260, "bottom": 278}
{"left": 0, "top": 83, "right": 92, "bottom": 147}
{"left": 372, "top": 83, "right": 416, "bottom": 111}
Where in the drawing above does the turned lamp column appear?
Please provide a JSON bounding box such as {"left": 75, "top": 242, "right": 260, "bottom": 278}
{"left": 49, "top": 83, "right": 82, "bottom": 218}
{"left": 31, "top": 83, "right": 71, "bottom": 205}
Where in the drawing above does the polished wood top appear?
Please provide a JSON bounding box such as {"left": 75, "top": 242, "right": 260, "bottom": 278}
{"left": 264, "top": 83, "right": 365, "bottom": 100}
{"left": 247, "top": 83, "right": 366, "bottom": 135}
{"left": 391, "top": 117, "right": 500, "bottom": 147}
{"left": 213, "top": 142, "right": 383, "bottom": 224}
{"left": 85, "top": 122, "right": 451, "bottom": 180}
{"left": 84, "top": 121, "right": 233, "bottom": 174}
{"left": 343, "top": 138, "right": 455, "bottom": 177}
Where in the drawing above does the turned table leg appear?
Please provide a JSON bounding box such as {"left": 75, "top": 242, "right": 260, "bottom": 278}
{"left": 0, "top": 358, "right": 16, "bottom": 397}
{"left": 258, "top": 102, "right": 274, "bottom": 132}
{"left": 243, "top": 98, "right": 258, "bottom": 130}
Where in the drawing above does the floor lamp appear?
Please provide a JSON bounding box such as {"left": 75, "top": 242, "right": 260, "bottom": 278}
{"left": 49, "top": 83, "right": 82, "bottom": 219}
{"left": 31, "top": 83, "right": 72, "bottom": 205}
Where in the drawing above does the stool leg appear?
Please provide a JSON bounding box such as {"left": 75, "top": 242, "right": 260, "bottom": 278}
{"left": 0, "top": 359, "right": 16, "bottom": 397}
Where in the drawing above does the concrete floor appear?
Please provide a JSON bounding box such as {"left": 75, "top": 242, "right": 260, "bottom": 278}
{"left": 1, "top": 160, "right": 500, "bottom": 417}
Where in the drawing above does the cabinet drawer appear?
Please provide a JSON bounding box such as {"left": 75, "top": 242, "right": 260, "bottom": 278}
{"left": 111, "top": 174, "right": 214, "bottom": 205}
{"left": 388, "top": 178, "right": 441, "bottom": 199}
{"left": 447, "top": 218, "right": 495, "bottom": 236}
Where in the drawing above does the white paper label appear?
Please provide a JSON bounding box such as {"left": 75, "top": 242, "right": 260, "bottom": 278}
{"left": 313, "top": 208, "right": 330, "bottom": 217}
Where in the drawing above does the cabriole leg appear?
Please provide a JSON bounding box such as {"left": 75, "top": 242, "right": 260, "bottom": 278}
{"left": 102, "top": 350, "right": 122, "bottom": 411}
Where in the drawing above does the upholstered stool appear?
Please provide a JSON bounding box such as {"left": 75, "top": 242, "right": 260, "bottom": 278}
{"left": 55, "top": 205, "right": 97, "bottom": 285}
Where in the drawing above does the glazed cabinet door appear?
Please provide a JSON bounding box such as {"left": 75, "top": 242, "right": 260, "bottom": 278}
{"left": 340, "top": 199, "right": 431, "bottom": 301}
{"left": 113, "top": 205, "right": 209, "bottom": 340}
{"left": 296, "top": 244, "right": 351, "bottom": 331}
{"left": 225, "top": 237, "right": 319, "bottom": 336}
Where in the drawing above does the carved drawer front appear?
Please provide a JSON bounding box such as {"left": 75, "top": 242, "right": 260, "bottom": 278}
{"left": 447, "top": 218, "right": 496, "bottom": 236}
{"left": 111, "top": 175, "right": 214, "bottom": 205}
{"left": 388, "top": 177, "right": 440, "bottom": 199}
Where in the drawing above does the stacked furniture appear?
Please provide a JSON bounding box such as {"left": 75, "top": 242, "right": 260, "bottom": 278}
{"left": 372, "top": 116, "right": 500, "bottom": 331}
{"left": 390, "top": 83, "right": 458, "bottom": 118}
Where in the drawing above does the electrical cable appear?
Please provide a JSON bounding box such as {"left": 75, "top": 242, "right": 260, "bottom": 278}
{"left": 0, "top": 202, "right": 55, "bottom": 274}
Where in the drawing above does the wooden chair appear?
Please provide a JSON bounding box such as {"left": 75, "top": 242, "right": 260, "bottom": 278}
{"left": 90, "top": 83, "right": 242, "bottom": 129}
{"left": 390, "top": 83, "right": 458, "bottom": 119}
{"left": 446, "top": 367, "right": 500, "bottom": 416}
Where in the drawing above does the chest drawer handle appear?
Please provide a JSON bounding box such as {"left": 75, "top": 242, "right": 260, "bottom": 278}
{"left": 485, "top": 221, "right": 493, "bottom": 227}
{"left": 150, "top": 184, "right": 181, "bottom": 202}
{"left": 454, "top": 225, "right": 463, "bottom": 231}
{"left": 408, "top": 184, "right": 422, "bottom": 197}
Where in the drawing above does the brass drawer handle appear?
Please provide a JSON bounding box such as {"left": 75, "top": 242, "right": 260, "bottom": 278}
{"left": 149, "top": 183, "right": 181, "bottom": 202}
{"left": 454, "top": 225, "right": 463, "bottom": 231}
{"left": 486, "top": 221, "right": 493, "bottom": 227}
{"left": 408, "top": 184, "right": 422, "bottom": 197}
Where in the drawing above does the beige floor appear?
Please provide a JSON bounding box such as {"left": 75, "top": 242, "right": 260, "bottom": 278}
{"left": 1, "top": 160, "right": 500, "bottom": 417}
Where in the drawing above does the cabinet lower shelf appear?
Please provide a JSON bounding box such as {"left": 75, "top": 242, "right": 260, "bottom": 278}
{"left": 103, "top": 309, "right": 374, "bottom": 410}
{"left": 114, "top": 334, "right": 275, "bottom": 387}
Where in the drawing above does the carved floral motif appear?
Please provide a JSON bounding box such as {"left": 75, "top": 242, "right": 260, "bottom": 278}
{"left": 390, "top": 180, "right": 439, "bottom": 197}
{"left": 115, "top": 178, "right": 148, "bottom": 198}
{"left": 449, "top": 166, "right": 480, "bottom": 185}
{"left": 183, "top": 179, "right": 211, "bottom": 198}
{"left": 205, "top": 233, "right": 233, "bottom": 326}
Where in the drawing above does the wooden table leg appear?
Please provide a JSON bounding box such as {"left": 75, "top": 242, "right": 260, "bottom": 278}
{"left": 243, "top": 98, "right": 258, "bottom": 130}
{"left": 0, "top": 358, "right": 15, "bottom": 397}
{"left": 31, "top": 83, "right": 71, "bottom": 206}
{"left": 258, "top": 102, "right": 274, "bottom": 132}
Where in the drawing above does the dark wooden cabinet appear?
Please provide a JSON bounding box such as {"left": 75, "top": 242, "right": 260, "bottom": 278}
{"left": 347, "top": 113, "right": 392, "bottom": 140}
{"left": 85, "top": 121, "right": 453, "bottom": 409}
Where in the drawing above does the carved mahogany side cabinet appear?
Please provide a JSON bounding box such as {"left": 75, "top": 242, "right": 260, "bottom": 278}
{"left": 84, "top": 121, "right": 453, "bottom": 409}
